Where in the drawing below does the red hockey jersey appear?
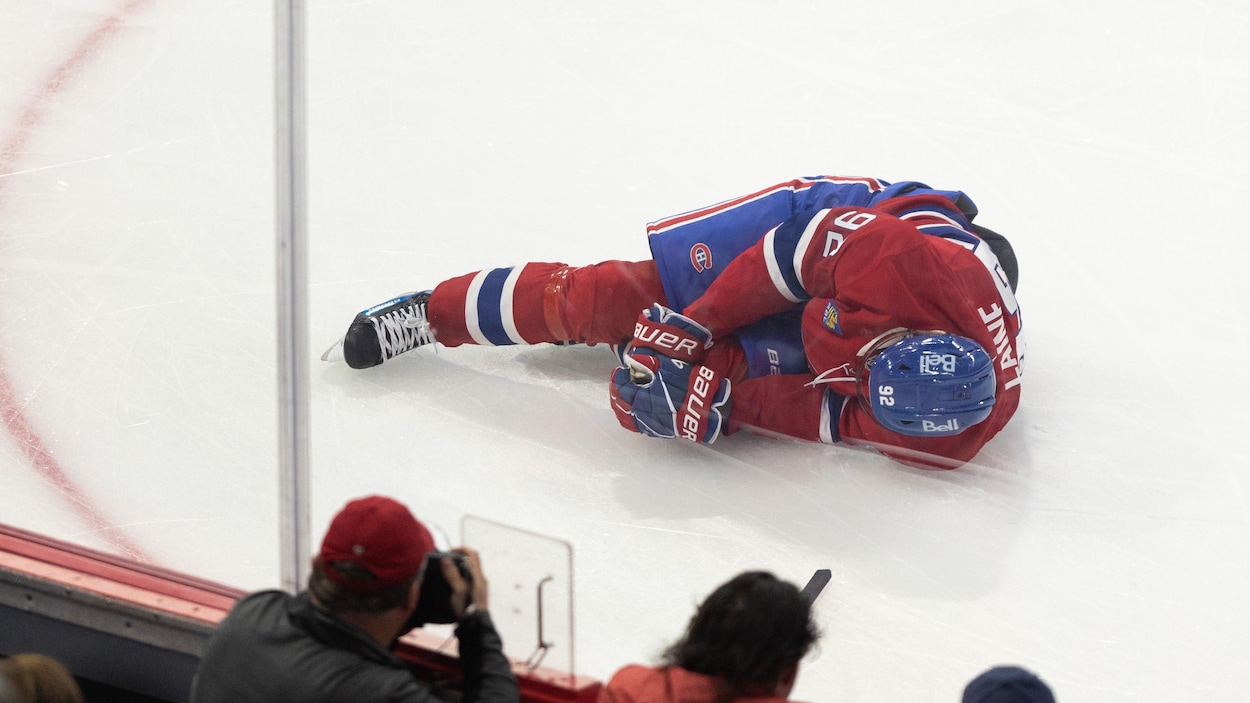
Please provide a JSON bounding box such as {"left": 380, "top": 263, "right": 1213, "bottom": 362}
{"left": 683, "top": 194, "right": 1024, "bottom": 469}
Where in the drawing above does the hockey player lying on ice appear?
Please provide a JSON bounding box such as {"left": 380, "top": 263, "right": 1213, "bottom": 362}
{"left": 327, "top": 176, "right": 1025, "bottom": 470}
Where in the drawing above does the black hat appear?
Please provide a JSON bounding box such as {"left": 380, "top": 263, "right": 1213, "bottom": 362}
{"left": 962, "top": 666, "right": 1055, "bottom": 703}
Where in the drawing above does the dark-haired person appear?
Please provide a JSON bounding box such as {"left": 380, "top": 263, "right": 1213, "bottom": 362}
{"left": 598, "top": 571, "right": 821, "bottom": 703}
{"left": 190, "top": 495, "right": 519, "bottom": 703}
{"left": 962, "top": 666, "right": 1056, "bottom": 703}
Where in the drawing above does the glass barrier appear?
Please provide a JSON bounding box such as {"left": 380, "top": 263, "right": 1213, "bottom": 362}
{"left": 396, "top": 516, "right": 576, "bottom": 681}
{"left": 462, "top": 515, "right": 576, "bottom": 680}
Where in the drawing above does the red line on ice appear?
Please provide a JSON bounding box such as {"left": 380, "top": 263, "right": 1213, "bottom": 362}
{"left": 0, "top": 0, "right": 156, "bottom": 562}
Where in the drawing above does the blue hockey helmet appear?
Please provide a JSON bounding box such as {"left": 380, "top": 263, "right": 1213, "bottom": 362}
{"left": 863, "top": 334, "right": 996, "bottom": 437}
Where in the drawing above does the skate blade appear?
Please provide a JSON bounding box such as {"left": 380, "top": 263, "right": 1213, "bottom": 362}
{"left": 320, "top": 337, "right": 345, "bottom": 363}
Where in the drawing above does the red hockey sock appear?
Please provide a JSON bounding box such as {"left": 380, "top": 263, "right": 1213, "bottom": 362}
{"left": 427, "top": 260, "right": 667, "bottom": 348}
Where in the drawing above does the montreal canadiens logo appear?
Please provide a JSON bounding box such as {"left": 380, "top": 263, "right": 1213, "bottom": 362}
{"left": 689, "top": 243, "right": 713, "bottom": 272}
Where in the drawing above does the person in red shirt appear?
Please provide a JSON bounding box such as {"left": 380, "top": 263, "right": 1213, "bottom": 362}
{"left": 328, "top": 176, "right": 1024, "bottom": 469}
{"left": 597, "top": 571, "right": 820, "bottom": 703}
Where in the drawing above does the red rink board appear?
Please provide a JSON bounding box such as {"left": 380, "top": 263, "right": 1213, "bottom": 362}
{"left": 0, "top": 524, "right": 601, "bottom": 703}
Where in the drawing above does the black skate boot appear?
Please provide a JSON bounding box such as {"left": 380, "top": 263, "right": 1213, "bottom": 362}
{"left": 338, "top": 291, "right": 436, "bottom": 369}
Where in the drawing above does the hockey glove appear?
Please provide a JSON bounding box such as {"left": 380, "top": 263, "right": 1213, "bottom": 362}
{"left": 626, "top": 303, "right": 714, "bottom": 364}
{"left": 609, "top": 351, "right": 732, "bottom": 444}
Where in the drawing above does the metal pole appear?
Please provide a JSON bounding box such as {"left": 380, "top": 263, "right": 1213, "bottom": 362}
{"left": 275, "top": 0, "right": 310, "bottom": 594}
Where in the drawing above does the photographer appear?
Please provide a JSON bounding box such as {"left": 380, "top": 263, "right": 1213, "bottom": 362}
{"left": 191, "top": 495, "right": 519, "bottom": 703}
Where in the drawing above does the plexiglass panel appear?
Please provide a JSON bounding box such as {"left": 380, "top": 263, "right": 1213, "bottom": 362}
{"left": 462, "top": 515, "right": 575, "bottom": 680}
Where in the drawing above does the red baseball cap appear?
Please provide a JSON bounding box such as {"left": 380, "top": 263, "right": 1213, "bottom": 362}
{"left": 318, "top": 496, "right": 436, "bottom": 593}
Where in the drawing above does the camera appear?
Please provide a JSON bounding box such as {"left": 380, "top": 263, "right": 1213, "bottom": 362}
{"left": 405, "top": 551, "right": 473, "bottom": 627}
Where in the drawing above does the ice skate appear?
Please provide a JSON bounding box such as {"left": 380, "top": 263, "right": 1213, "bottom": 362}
{"left": 323, "top": 291, "right": 436, "bottom": 369}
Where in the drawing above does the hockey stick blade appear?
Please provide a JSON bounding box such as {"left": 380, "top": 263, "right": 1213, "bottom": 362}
{"left": 320, "top": 337, "right": 346, "bottom": 363}
{"left": 800, "top": 568, "right": 831, "bottom": 604}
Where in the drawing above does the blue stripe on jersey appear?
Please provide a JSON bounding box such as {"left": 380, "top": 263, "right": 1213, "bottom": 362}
{"left": 766, "top": 214, "right": 816, "bottom": 302}
{"left": 475, "top": 267, "right": 519, "bottom": 346}
{"left": 819, "top": 389, "right": 845, "bottom": 443}
{"left": 896, "top": 206, "right": 980, "bottom": 249}
{"left": 912, "top": 221, "right": 979, "bottom": 246}
{"left": 866, "top": 181, "right": 978, "bottom": 219}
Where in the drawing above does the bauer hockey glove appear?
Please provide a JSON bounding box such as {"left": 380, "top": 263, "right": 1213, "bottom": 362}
{"left": 608, "top": 351, "right": 732, "bottom": 444}
{"left": 624, "top": 303, "right": 715, "bottom": 364}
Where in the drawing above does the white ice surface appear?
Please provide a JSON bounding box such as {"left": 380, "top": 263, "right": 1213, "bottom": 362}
{"left": 1, "top": 2, "right": 1248, "bottom": 701}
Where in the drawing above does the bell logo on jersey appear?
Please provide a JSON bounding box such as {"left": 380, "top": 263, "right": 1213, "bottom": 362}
{"left": 689, "top": 243, "right": 713, "bottom": 272}
{"left": 822, "top": 302, "right": 842, "bottom": 335}
{"left": 922, "top": 418, "right": 959, "bottom": 433}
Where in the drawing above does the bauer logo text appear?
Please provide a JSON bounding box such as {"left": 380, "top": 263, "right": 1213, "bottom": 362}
{"left": 680, "top": 366, "right": 719, "bottom": 441}
{"left": 634, "top": 323, "right": 701, "bottom": 359}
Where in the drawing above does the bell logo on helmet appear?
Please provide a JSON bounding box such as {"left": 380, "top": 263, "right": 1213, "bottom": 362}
{"left": 922, "top": 418, "right": 959, "bottom": 433}
{"left": 920, "top": 352, "right": 958, "bottom": 374}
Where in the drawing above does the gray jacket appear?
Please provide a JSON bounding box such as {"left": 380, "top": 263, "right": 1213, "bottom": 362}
{"left": 190, "top": 590, "right": 519, "bottom": 703}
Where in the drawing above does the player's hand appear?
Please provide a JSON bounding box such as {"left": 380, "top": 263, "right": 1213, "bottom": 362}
{"left": 625, "top": 303, "right": 714, "bottom": 364}
{"left": 609, "top": 349, "right": 731, "bottom": 444}
{"left": 443, "top": 547, "right": 489, "bottom": 618}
